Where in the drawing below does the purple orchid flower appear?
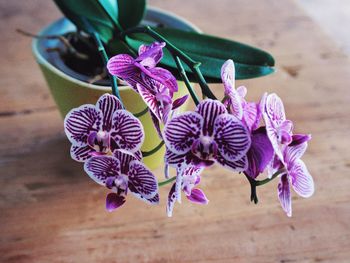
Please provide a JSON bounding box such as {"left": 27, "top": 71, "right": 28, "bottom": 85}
{"left": 107, "top": 42, "right": 188, "bottom": 131}
{"left": 84, "top": 149, "right": 159, "bottom": 211}
{"left": 167, "top": 165, "right": 208, "bottom": 217}
{"left": 262, "top": 93, "right": 294, "bottom": 161}
{"left": 107, "top": 42, "right": 178, "bottom": 92}
{"left": 64, "top": 94, "right": 144, "bottom": 162}
{"left": 273, "top": 135, "right": 314, "bottom": 217}
{"left": 164, "top": 99, "right": 251, "bottom": 172}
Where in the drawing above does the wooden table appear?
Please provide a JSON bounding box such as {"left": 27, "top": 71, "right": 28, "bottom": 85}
{"left": 1, "top": 0, "right": 349, "bottom": 262}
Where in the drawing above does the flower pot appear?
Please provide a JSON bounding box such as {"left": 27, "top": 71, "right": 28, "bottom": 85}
{"left": 32, "top": 8, "right": 200, "bottom": 170}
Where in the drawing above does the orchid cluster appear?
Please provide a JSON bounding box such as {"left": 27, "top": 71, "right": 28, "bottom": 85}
{"left": 64, "top": 42, "right": 314, "bottom": 217}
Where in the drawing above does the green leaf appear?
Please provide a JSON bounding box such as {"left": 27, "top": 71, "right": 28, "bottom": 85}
{"left": 117, "top": 0, "right": 146, "bottom": 29}
{"left": 53, "top": 0, "right": 121, "bottom": 43}
{"left": 125, "top": 27, "right": 275, "bottom": 81}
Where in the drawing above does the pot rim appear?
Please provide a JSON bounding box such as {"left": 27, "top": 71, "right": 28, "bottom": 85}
{"left": 32, "top": 7, "right": 201, "bottom": 92}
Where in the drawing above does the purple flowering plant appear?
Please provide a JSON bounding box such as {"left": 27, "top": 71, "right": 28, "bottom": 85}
{"left": 64, "top": 38, "right": 314, "bottom": 217}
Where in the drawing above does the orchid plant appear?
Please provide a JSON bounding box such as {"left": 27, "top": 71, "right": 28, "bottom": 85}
{"left": 56, "top": 0, "right": 314, "bottom": 217}
{"left": 64, "top": 41, "right": 314, "bottom": 217}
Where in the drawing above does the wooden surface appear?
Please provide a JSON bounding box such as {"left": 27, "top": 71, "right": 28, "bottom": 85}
{"left": 1, "top": 0, "right": 350, "bottom": 262}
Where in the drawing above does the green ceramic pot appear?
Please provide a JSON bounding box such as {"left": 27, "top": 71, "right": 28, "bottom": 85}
{"left": 32, "top": 8, "right": 200, "bottom": 170}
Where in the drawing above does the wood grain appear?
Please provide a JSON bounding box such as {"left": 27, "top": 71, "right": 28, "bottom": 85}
{"left": 0, "top": 0, "right": 349, "bottom": 262}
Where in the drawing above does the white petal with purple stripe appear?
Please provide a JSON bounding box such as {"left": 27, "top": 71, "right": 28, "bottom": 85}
{"left": 164, "top": 112, "right": 203, "bottom": 154}
{"left": 64, "top": 105, "right": 102, "bottom": 145}
{"left": 111, "top": 110, "right": 144, "bottom": 152}
{"left": 84, "top": 156, "right": 121, "bottom": 186}
{"left": 214, "top": 113, "right": 251, "bottom": 162}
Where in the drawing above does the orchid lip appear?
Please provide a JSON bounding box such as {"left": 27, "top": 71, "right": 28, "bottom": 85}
{"left": 88, "top": 130, "right": 111, "bottom": 153}
{"left": 191, "top": 136, "right": 218, "bottom": 161}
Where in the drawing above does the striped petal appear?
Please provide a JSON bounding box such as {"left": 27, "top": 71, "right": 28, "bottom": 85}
{"left": 148, "top": 67, "right": 178, "bottom": 93}
{"left": 290, "top": 160, "right": 314, "bottom": 198}
{"left": 196, "top": 99, "right": 227, "bottom": 136}
{"left": 278, "top": 173, "right": 292, "bottom": 217}
{"left": 96, "top": 94, "right": 123, "bottom": 131}
{"left": 264, "top": 93, "right": 286, "bottom": 126}
{"left": 214, "top": 113, "right": 251, "bottom": 162}
{"left": 243, "top": 102, "right": 260, "bottom": 132}
{"left": 107, "top": 54, "right": 137, "bottom": 79}
{"left": 164, "top": 112, "right": 203, "bottom": 154}
{"left": 111, "top": 110, "right": 144, "bottom": 152}
{"left": 265, "top": 117, "right": 284, "bottom": 161}
{"left": 84, "top": 155, "right": 121, "bottom": 186}
{"left": 284, "top": 142, "right": 308, "bottom": 167}
{"left": 167, "top": 183, "right": 177, "bottom": 217}
{"left": 221, "top": 60, "right": 243, "bottom": 119}
{"left": 128, "top": 160, "right": 158, "bottom": 199}
{"left": 64, "top": 105, "right": 102, "bottom": 145}
{"left": 70, "top": 144, "right": 94, "bottom": 162}
{"left": 113, "top": 149, "right": 138, "bottom": 174}
{"left": 216, "top": 153, "right": 248, "bottom": 172}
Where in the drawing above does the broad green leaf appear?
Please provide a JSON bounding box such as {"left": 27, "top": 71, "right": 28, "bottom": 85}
{"left": 117, "top": 0, "right": 146, "bottom": 29}
{"left": 53, "top": 0, "right": 121, "bottom": 43}
{"left": 124, "top": 27, "right": 275, "bottom": 81}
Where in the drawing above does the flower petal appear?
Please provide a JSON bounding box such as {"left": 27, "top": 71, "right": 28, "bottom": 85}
{"left": 128, "top": 160, "right": 158, "bottom": 199}
{"left": 164, "top": 112, "right": 203, "bottom": 154}
{"left": 284, "top": 142, "right": 308, "bottom": 167}
{"left": 265, "top": 118, "right": 284, "bottom": 161}
{"left": 278, "top": 173, "right": 292, "bottom": 217}
{"left": 172, "top": 95, "right": 189, "bottom": 110}
{"left": 167, "top": 183, "right": 177, "bottom": 217}
{"left": 187, "top": 188, "right": 209, "bottom": 205}
{"left": 216, "top": 152, "right": 248, "bottom": 172}
{"left": 221, "top": 59, "right": 235, "bottom": 92}
{"left": 96, "top": 94, "right": 123, "bottom": 131}
{"left": 64, "top": 105, "right": 102, "bottom": 145}
{"left": 136, "top": 83, "right": 159, "bottom": 117}
{"left": 111, "top": 110, "right": 144, "bottom": 152}
{"left": 137, "top": 42, "right": 165, "bottom": 68}
{"left": 106, "top": 193, "right": 126, "bottom": 212}
{"left": 84, "top": 156, "right": 121, "bottom": 186}
{"left": 214, "top": 113, "right": 251, "bottom": 162}
{"left": 264, "top": 93, "right": 286, "bottom": 126}
{"left": 196, "top": 99, "right": 227, "bottom": 135}
{"left": 243, "top": 102, "right": 260, "bottom": 131}
{"left": 148, "top": 67, "right": 178, "bottom": 92}
{"left": 113, "top": 149, "right": 138, "bottom": 174}
{"left": 289, "top": 160, "right": 314, "bottom": 198}
{"left": 107, "top": 54, "right": 137, "bottom": 79}
{"left": 70, "top": 144, "right": 94, "bottom": 162}
{"left": 290, "top": 134, "right": 312, "bottom": 146}
{"left": 245, "top": 128, "right": 274, "bottom": 179}
{"left": 164, "top": 148, "right": 190, "bottom": 169}
{"left": 149, "top": 110, "right": 163, "bottom": 139}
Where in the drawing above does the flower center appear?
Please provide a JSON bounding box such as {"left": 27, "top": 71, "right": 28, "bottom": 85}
{"left": 88, "top": 130, "right": 110, "bottom": 153}
{"left": 191, "top": 136, "right": 218, "bottom": 161}
{"left": 106, "top": 174, "right": 128, "bottom": 196}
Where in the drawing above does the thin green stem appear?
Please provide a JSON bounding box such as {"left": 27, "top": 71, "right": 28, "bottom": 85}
{"left": 255, "top": 168, "right": 286, "bottom": 186}
{"left": 173, "top": 56, "right": 200, "bottom": 105}
{"left": 141, "top": 140, "right": 165, "bottom": 157}
{"left": 158, "top": 176, "right": 176, "bottom": 187}
{"left": 133, "top": 107, "right": 149, "bottom": 118}
{"left": 120, "top": 26, "right": 217, "bottom": 100}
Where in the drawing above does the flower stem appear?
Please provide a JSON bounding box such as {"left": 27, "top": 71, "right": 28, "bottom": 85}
{"left": 120, "top": 26, "right": 217, "bottom": 100}
{"left": 141, "top": 140, "right": 165, "bottom": 157}
{"left": 158, "top": 176, "right": 176, "bottom": 187}
{"left": 173, "top": 56, "right": 200, "bottom": 105}
{"left": 255, "top": 168, "right": 286, "bottom": 186}
{"left": 133, "top": 107, "right": 149, "bottom": 118}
